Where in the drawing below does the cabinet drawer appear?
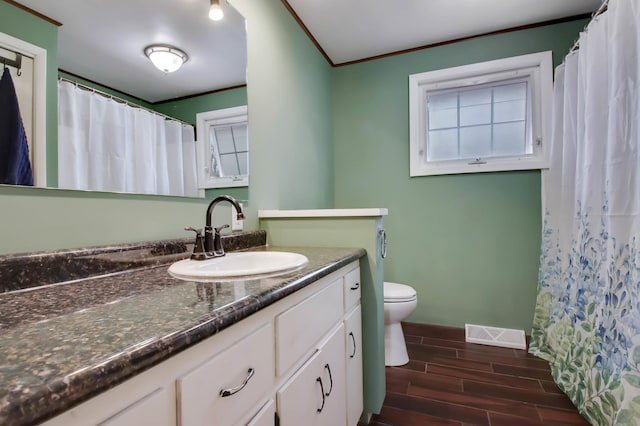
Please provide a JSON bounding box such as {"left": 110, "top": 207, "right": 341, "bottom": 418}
{"left": 275, "top": 277, "right": 343, "bottom": 375}
{"left": 177, "top": 323, "right": 275, "bottom": 426}
{"left": 98, "top": 387, "right": 173, "bottom": 426}
{"left": 343, "top": 267, "right": 361, "bottom": 313}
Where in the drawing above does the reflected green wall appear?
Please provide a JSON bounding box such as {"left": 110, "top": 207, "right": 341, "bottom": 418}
{"left": 333, "top": 20, "right": 587, "bottom": 332}
{"left": 0, "top": 0, "right": 332, "bottom": 255}
{"left": 57, "top": 71, "right": 154, "bottom": 108}
{"left": 154, "top": 85, "right": 250, "bottom": 202}
{"left": 153, "top": 86, "right": 247, "bottom": 125}
{"left": 0, "top": 1, "right": 58, "bottom": 186}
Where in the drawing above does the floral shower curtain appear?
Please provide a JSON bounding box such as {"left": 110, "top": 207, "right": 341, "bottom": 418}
{"left": 529, "top": 0, "right": 640, "bottom": 424}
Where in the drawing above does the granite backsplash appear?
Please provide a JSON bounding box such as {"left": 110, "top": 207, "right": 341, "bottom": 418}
{"left": 0, "top": 230, "right": 267, "bottom": 293}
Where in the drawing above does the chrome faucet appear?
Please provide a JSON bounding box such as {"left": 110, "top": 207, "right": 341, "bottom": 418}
{"left": 185, "top": 195, "right": 245, "bottom": 260}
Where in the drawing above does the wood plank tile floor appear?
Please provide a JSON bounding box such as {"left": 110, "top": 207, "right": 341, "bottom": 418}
{"left": 367, "top": 322, "right": 590, "bottom": 426}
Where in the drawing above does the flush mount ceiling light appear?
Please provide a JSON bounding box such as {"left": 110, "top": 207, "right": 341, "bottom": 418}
{"left": 144, "top": 45, "right": 188, "bottom": 73}
{"left": 209, "top": 0, "right": 224, "bottom": 21}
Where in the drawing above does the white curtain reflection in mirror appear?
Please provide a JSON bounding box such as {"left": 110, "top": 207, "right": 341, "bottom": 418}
{"left": 57, "top": 80, "right": 199, "bottom": 197}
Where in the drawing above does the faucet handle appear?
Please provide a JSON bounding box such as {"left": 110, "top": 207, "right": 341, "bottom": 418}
{"left": 185, "top": 226, "right": 207, "bottom": 260}
{"left": 214, "top": 224, "right": 230, "bottom": 234}
{"left": 185, "top": 226, "right": 202, "bottom": 236}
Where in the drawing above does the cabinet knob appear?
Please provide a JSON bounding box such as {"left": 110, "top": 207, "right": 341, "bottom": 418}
{"left": 350, "top": 282, "right": 360, "bottom": 290}
{"left": 219, "top": 368, "right": 255, "bottom": 397}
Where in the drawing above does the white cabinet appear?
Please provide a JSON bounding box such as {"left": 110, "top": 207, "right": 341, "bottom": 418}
{"left": 247, "top": 399, "right": 275, "bottom": 426}
{"left": 275, "top": 277, "right": 343, "bottom": 376}
{"left": 276, "top": 265, "right": 362, "bottom": 426}
{"left": 176, "top": 323, "right": 275, "bottom": 426}
{"left": 343, "top": 265, "right": 364, "bottom": 426}
{"left": 97, "top": 388, "right": 174, "bottom": 426}
{"left": 345, "top": 305, "right": 363, "bottom": 426}
{"left": 277, "top": 324, "right": 346, "bottom": 425}
{"left": 43, "top": 262, "right": 362, "bottom": 426}
{"left": 343, "top": 267, "right": 361, "bottom": 312}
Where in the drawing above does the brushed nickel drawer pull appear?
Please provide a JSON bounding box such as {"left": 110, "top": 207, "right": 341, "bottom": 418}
{"left": 220, "top": 368, "right": 255, "bottom": 397}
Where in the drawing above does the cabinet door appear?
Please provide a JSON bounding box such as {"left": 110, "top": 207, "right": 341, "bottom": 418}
{"left": 98, "top": 387, "right": 174, "bottom": 426}
{"left": 247, "top": 399, "right": 275, "bottom": 426}
{"left": 343, "top": 267, "right": 361, "bottom": 313}
{"left": 277, "top": 324, "right": 346, "bottom": 426}
{"left": 344, "top": 305, "right": 363, "bottom": 426}
{"left": 177, "top": 323, "right": 275, "bottom": 426}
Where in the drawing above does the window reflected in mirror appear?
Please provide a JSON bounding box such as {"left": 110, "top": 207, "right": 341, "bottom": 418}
{"left": 197, "top": 106, "right": 248, "bottom": 188}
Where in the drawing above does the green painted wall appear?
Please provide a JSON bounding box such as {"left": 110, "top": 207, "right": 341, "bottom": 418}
{"left": 0, "top": 1, "right": 58, "bottom": 186}
{"left": 1, "top": 0, "right": 588, "bottom": 334}
{"left": 332, "top": 20, "right": 587, "bottom": 333}
{"left": 0, "top": 0, "right": 334, "bottom": 255}
{"left": 233, "top": 0, "right": 334, "bottom": 215}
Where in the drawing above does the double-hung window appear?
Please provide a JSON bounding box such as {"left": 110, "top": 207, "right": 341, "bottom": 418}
{"left": 409, "top": 51, "right": 552, "bottom": 176}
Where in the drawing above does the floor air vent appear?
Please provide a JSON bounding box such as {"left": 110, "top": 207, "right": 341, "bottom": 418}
{"left": 465, "top": 324, "right": 526, "bottom": 350}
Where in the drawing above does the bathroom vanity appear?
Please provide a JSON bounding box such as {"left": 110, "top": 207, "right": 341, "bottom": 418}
{"left": 0, "top": 233, "right": 365, "bottom": 426}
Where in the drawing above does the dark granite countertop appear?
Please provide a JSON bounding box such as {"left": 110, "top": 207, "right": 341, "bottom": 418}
{"left": 0, "top": 236, "right": 365, "bottom": 426}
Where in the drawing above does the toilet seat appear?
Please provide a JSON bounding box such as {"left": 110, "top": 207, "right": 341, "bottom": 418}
{"left": 384, "top": 281, "right": 417, "bottom": 303}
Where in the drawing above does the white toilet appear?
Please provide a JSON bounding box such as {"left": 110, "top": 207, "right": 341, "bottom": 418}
{"left": 384, "top": 281, "right": 418, "bottom": 366}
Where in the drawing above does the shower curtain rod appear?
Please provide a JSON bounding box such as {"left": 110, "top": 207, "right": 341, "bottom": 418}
{"left": 57, "top": 76, "right": 194, "bottom": 127}
{"left": 570, "top": 0, "right": 609, "bottom": 53}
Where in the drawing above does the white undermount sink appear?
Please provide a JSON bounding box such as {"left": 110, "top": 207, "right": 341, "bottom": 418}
{"left": 168, "top": 251, "right": 309, "bottom": 281}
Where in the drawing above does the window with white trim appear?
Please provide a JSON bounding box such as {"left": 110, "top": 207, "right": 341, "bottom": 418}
{"left": 409, "top": 51, "right": 552, "bottom": 176}
{"left": 196, "top": 105, "right": 248, "bottom": 188}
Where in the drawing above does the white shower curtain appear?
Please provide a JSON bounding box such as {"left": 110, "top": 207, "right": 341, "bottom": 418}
{"left": 529, "top": 0, "right": 640, "bottom": 424}
{"left": 57, "top": 80, "right": 199, "bottom": 197}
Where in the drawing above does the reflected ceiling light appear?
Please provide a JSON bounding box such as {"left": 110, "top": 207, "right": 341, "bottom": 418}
{"left": 144, "top": 45, "right": 188, "bottom": 73}
{"left": 209, "top": 0, "right": 224, "bottom": 21}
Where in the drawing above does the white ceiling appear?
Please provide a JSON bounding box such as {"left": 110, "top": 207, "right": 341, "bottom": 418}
{"left": 13, "top": 0, "right": 247, "bottom": 103}
{"left": 285, "top": 0, "right": 602, "bottom": 65}
{"left": 11, "top": 0, "right": 601, "bottom": 102}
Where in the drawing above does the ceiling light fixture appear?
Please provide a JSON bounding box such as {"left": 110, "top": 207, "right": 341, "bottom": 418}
{"left": 209, "top": 0, "right": 224, "bottom": 21}
{"left": 144, "top": 45, "right": 188, "bottom": 73}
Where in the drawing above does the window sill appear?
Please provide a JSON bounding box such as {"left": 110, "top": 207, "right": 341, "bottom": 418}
{"left": 199, "top": 176, "right": 248, "bottom": 189}
{"left": 410, "top": 158, "right": 548, "bottom": 177}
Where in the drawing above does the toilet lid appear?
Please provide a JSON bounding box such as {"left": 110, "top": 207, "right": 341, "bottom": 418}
{"left": 384, "top": 281, "right": 417, "bottom": 302}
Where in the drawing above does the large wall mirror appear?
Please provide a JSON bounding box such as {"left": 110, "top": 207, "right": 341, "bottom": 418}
{"left": 2, "top": 0, "right": 247, "bottom": 197}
